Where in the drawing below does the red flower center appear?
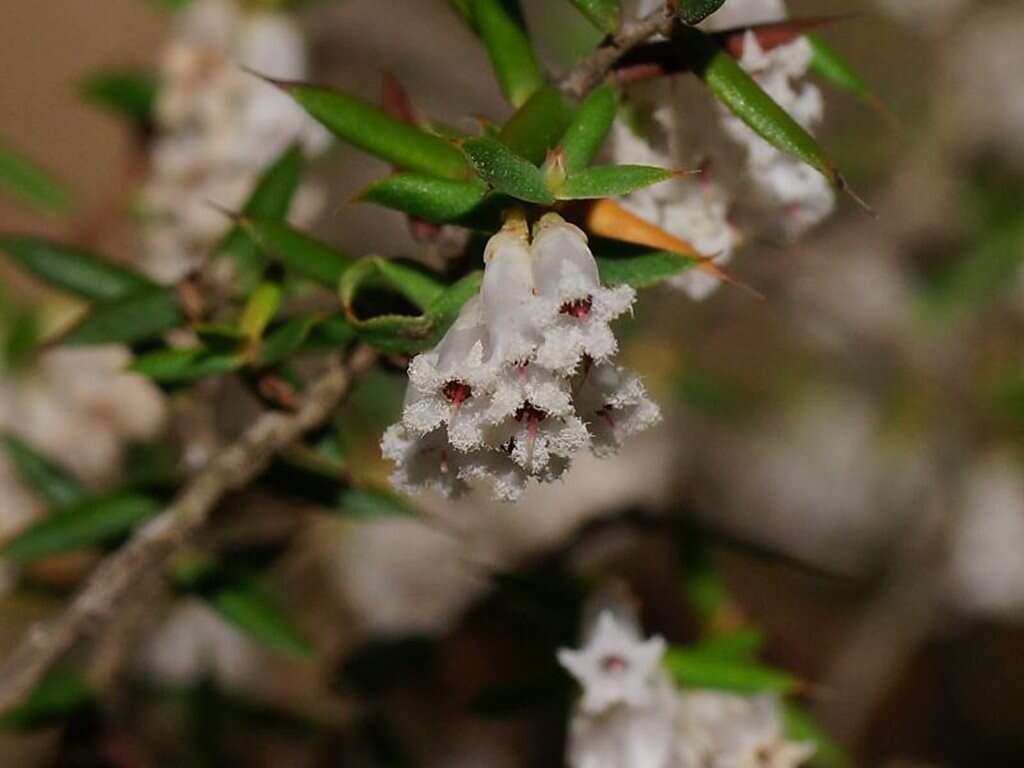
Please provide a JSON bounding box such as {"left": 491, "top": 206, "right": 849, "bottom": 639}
{"left": 600, "top": 655, "right": 629, "bottom": 673}
{"left": 442, "top": 380, "right": 472, "bottom": 406}
{"left": 560, "top": 296, "right": 593, "bottom": 319}
{"left": 514, "top": 403, "right": 547, "bottom": 424}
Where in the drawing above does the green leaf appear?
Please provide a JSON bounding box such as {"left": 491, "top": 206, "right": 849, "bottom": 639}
{"left": 375, "top": 259, "right": 445, "bottom": 310}
{"left": 592, "top": 237, "right": 702, "bottom": 288}
{"left": 80, "top": 70, "right": 158, "bottom": 128}
{"left": 691, "top": 630, "right": 766, "bottom": 661}
{"left": 62, "top": 286, "right": 182, "bottom": 346}
{"left": 557, "top": 164, "right": 672, "bottom": 199}
{"left": 132, "top": 346, "right": 244, "bottom": 384}
{"left": 663, "top": 647, "right": 799, "bottom": 693}
{"left": 807, "top": 34, "right": 885, "bottom": 114}
{"left": 784, "top": 705, "right": 854, "bottom": 768}
{"left": 0, "top": 236, "right": 152, "bottom": 301}
{"left": 676, "top": 0, "right": 727, "bottom": 25}
{"left": 238, "top": 282, "right": 283, "bottom": 342}
{"left": 0, "top": 668, "right": 94, "bottom": 732}
{"left": 0, "top": 142, "right": 72, "bottom": 214}
{"left": 337, "top": 488, "right": 416, "bottom": 519}
{"left": 283, "top": 82, "right": 471, "bottom": 179}
{"left": 560, "top": 84, "right": 618, "bottom": 173}
{"left": 2, "top": 436, "right": 84, "bottom": 510}
{"left": 466, "top": 0, "right": 544, "bottom": 107}
{"left": 208, "top": 581, "right": 313, "bottom": 658}
{"left": 3, "top": 493, "right": 160, "bottom": 564}
{"left": 497, "top": 83, "right": 574, "bottom": 165}
{"left": 360, "top": 174, "right": 489, "bottom": 224}
{"left": 570, "top": 0, "right": 620, "bottom": 34}
{"left": 676, "top": 26, "right": 839, "bottom": 186}
{"left": 462, "top": 137, "right": 554, "bottom": 204}
{"left": 239, "top": 217, "right": 352, "bottom": 288}
{"left": 257, "top": 313, "right": 329, "bottom": 366}
{"left": 215, "top": 144, "right": 305, "bottom": 286}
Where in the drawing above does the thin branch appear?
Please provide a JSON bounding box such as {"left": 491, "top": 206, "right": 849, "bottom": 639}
{"left": 0, "top": 345, "right": 377, "bottom": 714}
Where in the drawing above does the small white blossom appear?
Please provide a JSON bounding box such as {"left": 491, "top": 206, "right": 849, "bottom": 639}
{"left": 576, "top": 363, "right": 662, "bottom": 458}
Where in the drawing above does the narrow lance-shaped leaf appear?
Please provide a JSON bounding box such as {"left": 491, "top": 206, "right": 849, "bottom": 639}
{"left": 208, "top": 580, "right": 313, "bottom": 658}
{"left": 0, "top": 237, "right": 152, "bottom": 301}
{"left": 62, "top": 286, "right": 182, "bottom": 346}
{"left": 663, "top": 647, "right": 800, "bottom": 694}
{"left": 215, "top": 143, "right": 305, "bottom": 285}
{"left": 80, "top": 70, "right": 158, "bottom": 128}
{"left": 257, "top": 313, "right": 328, "bottom": 367}
{"left": 281, "top": 82, "right": 471, "bottom": 179}
{"left": 556, "top": 164, "right": 673, "bottom": 199}
{"left": 676, "top": 0, "right": 728, "bottom": 25}
{"left": 560, "top": 84, "right": 618, "bottom": 173}
{"left": 592, "top": 237, "right": 703, "bottom": 289}
{"left": 676, "top": 26, "right": 839, "bottom": 186}
{"left": 240, "top": 217, "right": 353, "bottom": 288}
{"left": 2, "top": 436, "right": 84, "bottom": 510}
{"left": 465, "top": 0, "right": 544, "bottom": 107}
{"left": 238, "top": 282, "right": 283, "bottom": 342}
{"left": 3, "top": 493, "right": 161, "bottom": 565}
{"left": 807, "top": 33, "right": 890, "bottom": 118}
{"left": 359, "top": 174, "right": 488, "bottom": 224}
{"left": 337, "top": 488, "right": 416, "bottom": 519}
{"left": 463, "top": 136, "right": 554, "bottom": 204}
{"left": 570, "top": 0, "right": 620, "bottom": 34}
{"left": 0, "top": 142, "right": 72, "bottom": 214}
{"left": 132, "top": 346, "right": 244, "bottom": 384}
{"left": 497, "top": 83, "right": 574, "bottom": 165}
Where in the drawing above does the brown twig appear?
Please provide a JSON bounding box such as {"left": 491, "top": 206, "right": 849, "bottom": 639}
{"left": 0, "top": 345, "right": 377, "bottom": 714}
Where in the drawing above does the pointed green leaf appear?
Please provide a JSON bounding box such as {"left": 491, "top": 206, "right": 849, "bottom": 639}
{"left": 807, "top": 34, "right": 885, "bottom": 114}
{"left": 677, "top": 26, "right": 839, "bottom": 186}
{"left": 376, "top": 259, "right": 445, "bottom": 310}
{"left": 132, "top": 346, "right": 244, "bottom": 383}
{"left": 208, "top": 580, "right": 313, "bottom": 658}
{"left": 3, "top": 493, "right": 160, "bottom": 564}
{"left": 0, "top": 142, "right": 71, "bottom": 214}
{"left": 215, "top": 143, "right": 305, "bottom": 285}
{"left": 257, "top": 314, "right": 328, "bottom": 366}
{"left": 570, "top": 0, "right": 621, "bottom": 34}
{"left": 663, "top": 647, "right": 799, "bottom": 693}
{"left": 463, "top": 137, "right": 554, "bottom": 204}
{"left": 0, "top": 668, "right": 94, "bottom": 732}
{"left": 465, "top": 0, "right": 544, "bottom": 107}
{"left": 676, "top": 0, "right": 727, "bottom": 25}
{"left": 62, "top": 286, "right": 181, "bottom": 346}
{"left": 360, "top": 174, "right": 488, "bottom": 224}
{"left": 80, "top": 70, "right": 158, "bottom": 128}
{"left": 337, "top": 488, "right": 416, "bottom": 518}
{"left": 284, "top": 83, "right": 470, "bottom": 179}
{"left": 239, "top": 217, "right": 352, "bottom": 288}
{"left": 592, "top": 237, "right": 702, "bottom": 288}
{"left": 2, "top": 436, "right": 84, "bottom": 510}
{"left": 497, "top": 83, "right": 574, "bottom": 165}
{"left": 561, "top": 84, "right": 618, "bottom": 173}
{"left": 0, "top": 237, "right": 152, "bottom": 300}
{"left": 691, "top": 630, "right": 766, "bottom": 661}
{"left": 238, "top": 282, "right": 283, "bottom": 342}
{"left": 556, "top": 164, "right": 672, "bottom": 199}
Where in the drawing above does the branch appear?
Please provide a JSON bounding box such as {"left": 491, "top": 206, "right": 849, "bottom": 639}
{"left": 0, "top": 345, "right": 377, "bottom": 714}
{"left": 558, "top": 6, "right": 676, "bottom": 99}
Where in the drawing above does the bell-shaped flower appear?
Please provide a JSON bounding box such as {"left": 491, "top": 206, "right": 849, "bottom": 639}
{"left": 489, "top": 402, "right": 590, "bottom": 477}
{"left": 481, "top": 217, "right": 545, "bottom": 366}
{"left": 576, "top": 363, "right": 662, "bottom": 458}
{"left": 381, "top": 423, "right": 471, "bottom": 499}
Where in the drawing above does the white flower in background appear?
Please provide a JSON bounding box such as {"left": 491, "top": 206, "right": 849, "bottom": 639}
{"left": 383, "top": 214, "right": 658, "bottom": 501}
{"left": 139, "top": 0, "right": 331, "bottom": 284}
{"left": 0, "top": 346, "right": 166, "bottom": 487}
{"left": 951, "top": 454, "right": 1024, "bottom": 619}
{"left": 560, "top": 610, "right": 680, "bottom": 768}
{"left": 575, "top": 362, "right": 661, "bottom": 458}
{"left": 677, "top": 692, "right": 815, "bottom": 768}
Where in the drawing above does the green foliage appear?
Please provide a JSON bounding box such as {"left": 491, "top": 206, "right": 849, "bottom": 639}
{"left": 462, "top": 137, "right": 554, "bottom": 204}
{"left": 208, "top": 581, "right": 313, "bottom": 659}
{"left": 570, "top": 0, "right": 621, "bottom": 34}
{"left": 80, "top": 69, "right": 158, "bottom": 128}
{"left": 257, "top": 313, "right": 330, "bottom": 366}
{"left": 497, "top": 83, "right": 574, "bottom": 165}
{"left": 360, "top": 174, "right": 490, "bottom": 224}
{"left": 592, "top": 238, "right": 703, "bottom": 288}
{"left": 284, "top": 82, "right": 471, "bottom": 179}
{"left": 215, "top": 144, "right": 306, "bottom": 287}
{"left": 132, "top": 347, "right": 245, "bottom": 384}
{"left": 337, "top": 487, "right": 417, "bottom": 518}
{"left": 3, "top": 493, "right": 161, "bottom": 564}
{"left": 0, "top": 141, "right": 72, "bottom": 214}
{"left": 0, "top": 237, "right": 152, "bottom": 301}
{"left": 676, "top": 0, "right": 728, "bottom": 25}
{"left": 240, "top": 218, "right": 353, "bottom": 288}
{"left": 675, "top": 26, "right": 839, "bottom": 187}
{"left": 62, "top": 286, "right": 182, "bottom": 346}
{"left": 663, "top": 647, "right": 799, "bottom": 693}
{"left": 461, "top": 0, "right": 544, "bottom": 107}
{"left": 807, "top": 34, "right": 885, "bottom": 115}
{"left": 2, "top": 436, "right": 84, "bottom": 510}
{"left": 556, "top": 164, "right": 672, "bottom": 199}
{"left": 560, "top": 84, "right": 618, "bottom": 173}
{"left": 0, "top": 291, "right": 42, "bottom": 370}
{"left": 238, "top": 282, "right": 284, "bottom": 343}
{"left": 785, "top": 705, "right": 854, "bottom": 768}
{"left": 0, "top": 668, "right": 94, "bottom": 732}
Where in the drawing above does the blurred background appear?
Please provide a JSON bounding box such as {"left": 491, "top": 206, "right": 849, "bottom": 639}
{"left": 2, "top": 0, "right": 1024, "bottom": 765}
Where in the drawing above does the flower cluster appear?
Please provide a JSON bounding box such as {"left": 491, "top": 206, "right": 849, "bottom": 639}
{"left": 139, "top": 0, "right": 331, "bottom": 284}
{"left": 382, "top": 213, "right": 661, "bottom": 502}
{"left": 559, "top": 610, "right": 814, "bottom": 768}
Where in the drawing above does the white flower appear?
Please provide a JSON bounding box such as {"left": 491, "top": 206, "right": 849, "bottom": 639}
{"left": 490, "top": 406, "right": 590, "bottom": 477}
{"left": 576, "top": 363, "right": 662, "bottom": 458}
{"left": 559, "top": 610, "right": 668, "bottom": 714}
{"left": 381, "top": 424, "right": 472, "bottom": 499}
